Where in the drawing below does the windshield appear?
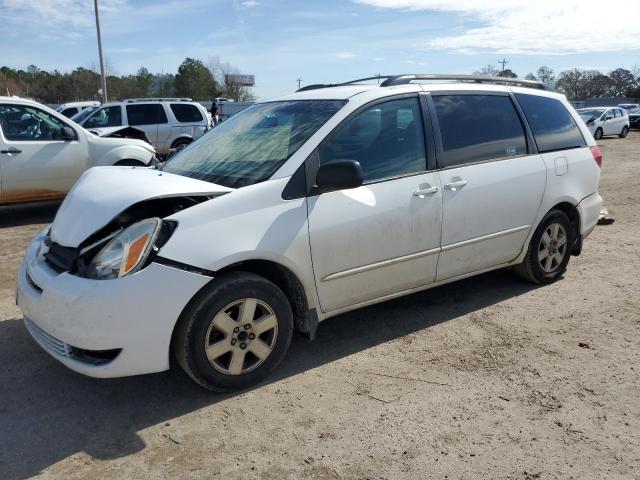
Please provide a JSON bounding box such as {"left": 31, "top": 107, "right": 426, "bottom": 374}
{"left": 70, "top": 106, "right": 98, "bottom": 123}
{"left": 162, "top": 100, "right": 346, "bottom": 188}
{"left": 578, "top": 108, "right": 605, "bottom": 118}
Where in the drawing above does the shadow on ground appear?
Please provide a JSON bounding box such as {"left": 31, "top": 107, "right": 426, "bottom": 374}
{"left": 0, "top": 269, "right": 540, "bottom": 479}
{"left": 0, "top": 202, "right": 60, "bottom": 228}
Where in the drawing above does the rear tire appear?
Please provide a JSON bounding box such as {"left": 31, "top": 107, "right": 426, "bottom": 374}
{"left": 514, "top": 209, "right": 574, "bottom": 284}
{"left": 594, "top": 128, "right": 603, "bottom": 140}
{"left": 619, "top": 126, "right": 629, "bottom": 138}
{"left": 171, "top": 138, "right": 192, "bottom": 150}
{"left": 173, "top": 272, "right": 294, "bottom": 391}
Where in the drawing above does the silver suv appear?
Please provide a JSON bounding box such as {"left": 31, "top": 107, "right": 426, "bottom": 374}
{"left": 78, "top": 98, "right": 210, "bottom": 156}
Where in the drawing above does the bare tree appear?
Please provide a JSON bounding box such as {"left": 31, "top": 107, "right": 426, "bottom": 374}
{"left": 473, "top": 64, "right": 499, "bottom": 77}
{"left": 207, "top": 56, "right": 255, "bottom": 102}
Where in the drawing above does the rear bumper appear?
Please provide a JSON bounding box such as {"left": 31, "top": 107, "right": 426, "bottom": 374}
{"left": 577, "top": 192, "right": 603, "bottom": 239}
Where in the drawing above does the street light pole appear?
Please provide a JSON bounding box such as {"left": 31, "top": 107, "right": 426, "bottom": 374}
{"left": 94, "top": 0, "right": 108, "bottom": 103}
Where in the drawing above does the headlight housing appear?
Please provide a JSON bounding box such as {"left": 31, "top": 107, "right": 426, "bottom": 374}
{"left": 86, "top": 218, "right": 162, "bottom": 280}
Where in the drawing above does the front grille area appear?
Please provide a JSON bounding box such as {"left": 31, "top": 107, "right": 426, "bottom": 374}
{"left": 24, "top": 318, "right": 121, "bottom": 366}
{"left": 44, "top": 240, "right": 79, "bottom": 273}
{"left": 24, "top": 318, "right": 70, "bottom": 358}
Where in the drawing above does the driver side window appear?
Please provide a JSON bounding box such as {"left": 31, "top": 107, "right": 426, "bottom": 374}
{"left": 318, "top": 97, "right": 427, "bottom": 182}
{"left": 0, "top": 104, "right": 68, "bottom": 141}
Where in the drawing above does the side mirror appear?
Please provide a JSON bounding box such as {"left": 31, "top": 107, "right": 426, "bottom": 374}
{"left": 315, "top": 159, "right": 363, "bottom": 193}
{"left": 56, "top": 126, "right": 76, "bottom": 141}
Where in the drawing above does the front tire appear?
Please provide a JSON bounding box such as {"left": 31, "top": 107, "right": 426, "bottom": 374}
{"left": 173, "top": 272, "right": 293, "bottom": 391}
{"left": 619, "top": 126, "right": 629, "bottom": 138}
{"left": 114, "top": 159, "right": 146, "bottom": 167}
{"left": 514, "top": 209, "right": 574, "bottom": 284}
{"left": 594, "top": 128, "right": 603, "bottom": 140}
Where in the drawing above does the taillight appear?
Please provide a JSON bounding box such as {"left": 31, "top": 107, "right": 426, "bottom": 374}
{"left": 590, "top": 145, "right": 602, "bottom": 168}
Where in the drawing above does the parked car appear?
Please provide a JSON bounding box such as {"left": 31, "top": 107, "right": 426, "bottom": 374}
{"left": 577, "top": 107, "right": 629, "bottom": 139}
{"left": 0, "top": 96, "right": 155, "bottom": 205}
{"left": 619, "top": 104, "right": 640, "bottom": 129}
{"left": 55, "top": 101, "right": 101, "bottom": 118}
{"left": 77, "top": 98, "right": 210, "bottom": 157}
{"left": 17, "top": 75, "right": 603, "bottom": 391}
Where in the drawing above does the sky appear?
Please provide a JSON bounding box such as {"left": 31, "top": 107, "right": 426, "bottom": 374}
{"left": 1, "top": 0, "right": 639, "bottom": 99}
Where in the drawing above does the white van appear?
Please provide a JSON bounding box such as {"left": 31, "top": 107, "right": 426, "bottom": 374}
{"left": 17, "top": 75, "right": 603, "bottom": 391}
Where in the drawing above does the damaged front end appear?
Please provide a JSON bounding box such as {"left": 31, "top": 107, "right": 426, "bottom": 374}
{"left": 43, "top": 166, "right": 232, "bottom": 278}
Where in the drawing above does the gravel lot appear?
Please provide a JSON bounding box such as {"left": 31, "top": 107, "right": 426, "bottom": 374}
{"left": 1, "top": 132, "right": 638, "bottom": 480}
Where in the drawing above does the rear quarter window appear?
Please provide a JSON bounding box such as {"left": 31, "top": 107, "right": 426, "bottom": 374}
{"left": 515, "top": 94, "right": 585, "bottom": 153}
{"left": 170, "top": 103, "right": 204, "bottom": 123}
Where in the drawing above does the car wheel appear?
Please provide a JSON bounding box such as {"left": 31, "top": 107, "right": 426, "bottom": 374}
{"left": 171, "top": 138, "right": 192, "bottom": 150}
{"left": 173, "top": 272, "right": 294, "bottom": 391}
{"left": 619, "top": 126, "right": 629, "bottom": 138}
{"left": 594, "top": 128, "right": 603, "bottom": 140}
{"left": 514, "top": 209, "right": 574, "bottom": 284}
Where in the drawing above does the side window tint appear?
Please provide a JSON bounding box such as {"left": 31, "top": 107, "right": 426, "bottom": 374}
{"left": 432, "top": 94, "right": 527, "bottom": 168}
{"left": 613, "top": 109, "right": 620, "bottom": 118}
{"left": 0, "top": 104, "right": 68, "bottom": 141}
{"left": 319, "top": 97, "right": 426, "bottom": 182}
{"left": 60, "top": 108, "right": 78, "bottom": 117}
{"left": 84, "top": 106, "right": 122, "bottom": 128}
{"left": 515, "top": 94, "right": 585, "bottom": 152}
{"left": 126, "top": 104, "right": 168, "bottom": 125}
{"left": 170, "top": 103, "right": 204, "bottom": 122}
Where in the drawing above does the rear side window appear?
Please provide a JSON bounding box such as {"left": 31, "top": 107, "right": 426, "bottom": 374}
{"left": 170, "top": 103, "right": 204, "bottom": 123}
{"left": 126, "top": 104, "right": 168, "bottom": 126}
{"left": 319, "top": 97, "right": 426, "bottom": 182}
{"left": 515, "top": 94, "right": 585, "bottom": 153}
{"left": 432, "top": 94, "right": 527, "bottom": 168}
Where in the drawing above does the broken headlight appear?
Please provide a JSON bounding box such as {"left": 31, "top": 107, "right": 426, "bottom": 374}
{"left": 86, "top": 218, "right": 161, "bottom": 280}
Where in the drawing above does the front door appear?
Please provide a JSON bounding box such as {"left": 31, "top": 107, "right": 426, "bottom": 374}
{"left": 0, "top": 103, "right": 87, "bottom": 203}
{"left": 307, "top": 96, "right": 443, "bottom": 312}
{"left": 428, "top": 93, "right": 546, "bottom": 281}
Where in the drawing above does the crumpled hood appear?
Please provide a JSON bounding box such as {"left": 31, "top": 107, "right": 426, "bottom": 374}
{"left": 50, "top": 166, "right": 232, "bottom": 247}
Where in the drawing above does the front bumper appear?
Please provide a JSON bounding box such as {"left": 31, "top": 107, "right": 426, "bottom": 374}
{"left": 17, "top": 229, "right": 211, "bottom": 378}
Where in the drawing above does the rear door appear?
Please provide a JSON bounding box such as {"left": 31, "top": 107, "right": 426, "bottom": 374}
{"left": 428, "top": 92, "right": 546, "bottom": 281}
{"left": 0, "top": 103, "right": 87, "bottom": 203}
{"left": 125, "top": 103, "right": 167, "bottom": 149}
{"left": 307, "top": 95, "right": 443, "bottom": 312}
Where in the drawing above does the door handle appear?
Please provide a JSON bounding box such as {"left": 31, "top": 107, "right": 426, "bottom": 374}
{"left": 1, "top": 148, "right": 22, "bottom": 155}
{"left": 443, "top": 180, "right": 467, "bottom": 191}
{"left": 413, "top": 186, "right": 439, "bottom": 197}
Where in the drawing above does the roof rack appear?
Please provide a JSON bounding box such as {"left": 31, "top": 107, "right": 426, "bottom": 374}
{"left": 297, "top": 74, "right": 555, "bottom": 92}
{"left": 123, "top": 97, "right": 193, "bottom": 103}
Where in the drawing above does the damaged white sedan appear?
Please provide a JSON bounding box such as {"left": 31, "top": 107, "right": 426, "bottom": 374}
{"left": 17, "top": 75, "right": 603, "bottom": 391}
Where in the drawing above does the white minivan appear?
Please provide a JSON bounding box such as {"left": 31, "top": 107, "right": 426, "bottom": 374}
{"left": 17, "top": 75, "right": 603, "bottom": 391}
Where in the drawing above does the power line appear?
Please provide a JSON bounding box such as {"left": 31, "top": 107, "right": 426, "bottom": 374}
{"left": 296, "top": 78, "right": 303, "bottom": 90}
{"left": 499, "top": 58, "right": 509, "bottom": 73}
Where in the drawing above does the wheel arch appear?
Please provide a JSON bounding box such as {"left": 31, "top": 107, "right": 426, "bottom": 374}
{"left": 217, "top": 259, "right": 317, "bottom": 339}
{"left": 170, "top": 136, "right": 194, "bottom": 149}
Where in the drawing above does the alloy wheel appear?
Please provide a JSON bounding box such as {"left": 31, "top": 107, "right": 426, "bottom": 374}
{"left": 538, "top": 223, "right": 567, "bottom": 273}
{"left": 204, "top": 298, "right": 278, "bottom": 375}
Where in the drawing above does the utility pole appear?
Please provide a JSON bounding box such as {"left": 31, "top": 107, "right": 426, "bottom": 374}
{"left": 499, "top": 58, "right": 509, "bottom": 73}
{"left": 94, "top": 0, "right": 108, "bottom": 103}
{"left": 296, "top": 78, "right": 303, "bottom": 90}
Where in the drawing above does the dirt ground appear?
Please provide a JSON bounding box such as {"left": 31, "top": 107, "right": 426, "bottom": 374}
{"left": 1, "top": 133, "right": 638, "bottom": 480}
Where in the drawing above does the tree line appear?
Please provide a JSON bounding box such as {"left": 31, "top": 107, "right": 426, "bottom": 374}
{"left": 475, "top": 65, "right": 640, "bottom": 100}
{"left": 0, "top": 56, "right": 255, "bottom": 104}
